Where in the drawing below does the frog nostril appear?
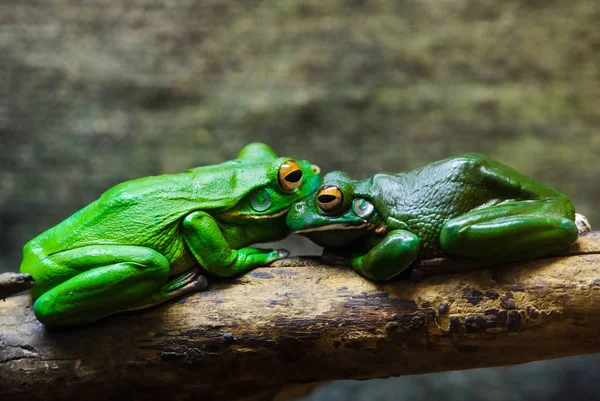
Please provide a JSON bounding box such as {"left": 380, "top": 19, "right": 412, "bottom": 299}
{"left": 295, "top": 203, "right": 304, "bottom": 211}
{"left": 311, "top": 165, "right": 321, "bottom": 174}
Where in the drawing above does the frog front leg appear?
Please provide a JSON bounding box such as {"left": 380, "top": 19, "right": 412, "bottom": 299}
{"left": 440, "top": 200, "right": 578, "bottom": 261}
{"left": 341, "top": 230, "right": 420, "bottom": 281}
{"left": 182, "top": 211, "right": 286, "bottom": 277}
{"left": 29, "top": 245, "right": 205, "bottom": 326}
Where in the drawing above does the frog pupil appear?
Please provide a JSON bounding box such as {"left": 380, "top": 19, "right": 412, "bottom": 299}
{"left": 318, "top": 194, "right": 337, "bottom": 203}
{"left": 285, "top": 170, "right": 302, "bottom": 183}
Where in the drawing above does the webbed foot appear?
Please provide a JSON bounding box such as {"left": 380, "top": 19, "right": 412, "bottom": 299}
{"left": 125, "top": 268, "right": 208, "bottom": 312}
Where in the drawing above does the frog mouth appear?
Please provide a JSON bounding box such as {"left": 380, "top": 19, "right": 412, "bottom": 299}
{"left": 236, "top": 206, "right": 291, "bottom": 219}
{"left": 293, "top": 222, "right": 368, "bottom": 234}
{"left": 294, "top": 220, "right": 387, "bottom": 235}
{"left": 257, "top": 206, "right": 291, "bottom": 218}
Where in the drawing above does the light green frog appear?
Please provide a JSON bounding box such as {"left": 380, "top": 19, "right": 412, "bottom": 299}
{"left": 287, "top": 153, "right": 579, "bottom": 281}
{"left": 21, "top": 143, "right": 321, "bottom": 326}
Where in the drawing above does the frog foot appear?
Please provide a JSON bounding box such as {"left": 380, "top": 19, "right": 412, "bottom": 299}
{"left": 161, "top": 268, "right": 203, "bottom": 291}
{"left": 124, "top": 268, "right": 208, "bottom": 312}
{"left": 235, "top": 247, "right": 290, "bottom": 266}
{"left": 575, "top": 213, "right": 592, "bottom": 234}
{"left": 164, "top": 267, "right": 208, "bottom": 295}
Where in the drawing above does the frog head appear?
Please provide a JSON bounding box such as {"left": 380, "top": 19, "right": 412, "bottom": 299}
{"left": 286, "top": 171, "right": 384, "bottom": 247}
{"left": 214, "top": 143, "right": 322, "bottom": 234}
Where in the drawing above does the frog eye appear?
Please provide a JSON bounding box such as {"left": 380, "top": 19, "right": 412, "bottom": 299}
{"left": 317, "top": 186, "right": 343, "bottom": 213}
{"left": 278, "top": 160, "right": 303, "bottom": 192}
{"left": 250, "top": 188, "right": 272, "bottom": 212}
{"left": 352, "top": 198, "right": 374, "bottom": 218}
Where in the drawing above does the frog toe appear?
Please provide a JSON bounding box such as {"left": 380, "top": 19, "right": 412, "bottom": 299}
{"left": 264, "top": 249, "right": 290, "bottom": 264}
{"left": 276, "top": 249, "right": 290, "bottom": 258}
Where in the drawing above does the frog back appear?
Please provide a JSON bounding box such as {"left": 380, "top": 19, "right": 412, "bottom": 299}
{"left": 27, "top": 161, "right": 275, "bottom": 260}
{"left": 361, "top": 154, "right": 568, "bottom": 257}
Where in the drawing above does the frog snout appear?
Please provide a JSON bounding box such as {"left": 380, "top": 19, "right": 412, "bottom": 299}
{"left": 286, "top": 201, "right": 307, "bottom": 231}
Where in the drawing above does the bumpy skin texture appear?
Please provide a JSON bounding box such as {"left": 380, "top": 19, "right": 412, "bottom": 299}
{"left": 20, "top": 143, "right": 321, "bottom": 326}
{"left": 287, "top": 153, "right": 578, "bottom": 281}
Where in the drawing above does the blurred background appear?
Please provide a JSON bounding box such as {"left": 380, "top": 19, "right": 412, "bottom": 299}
{"left": 2, "top": 0, "right": 599, "bottom": 399}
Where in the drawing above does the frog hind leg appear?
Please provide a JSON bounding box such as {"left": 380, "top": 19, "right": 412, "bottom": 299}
{"left": 440, "top": 200, "right": 578, "bottom": 261}
{"left": 30, "top": 245, "right": 172, "bottom": 326}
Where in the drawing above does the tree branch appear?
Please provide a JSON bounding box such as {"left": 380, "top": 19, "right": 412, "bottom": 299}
{"left": 1, "top": 232, "right": 600, "bottom": 401}
{"left": 0, "top": 273, "right": 34, "bottom": 299}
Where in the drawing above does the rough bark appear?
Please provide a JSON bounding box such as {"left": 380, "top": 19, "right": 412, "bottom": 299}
{"left": 1, "top": 232, "right": 600, "bottom": 401}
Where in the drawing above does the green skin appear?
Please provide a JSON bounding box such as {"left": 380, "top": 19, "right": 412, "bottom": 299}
{"left": 20, "top": 143, "right": 321, "bottom": 326}
{"left": 287, "top": 153, "right": 578, "bottom": 281}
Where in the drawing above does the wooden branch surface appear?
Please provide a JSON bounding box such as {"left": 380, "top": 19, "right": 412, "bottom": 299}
{"left": 2, "top": 232, "right": 600, "bottom": 401}
{"left": 0, "top": 273, "right": 34, "bottom": 299}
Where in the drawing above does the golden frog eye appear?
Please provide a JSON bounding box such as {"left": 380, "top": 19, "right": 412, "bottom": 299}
{"left": 317, "top": 186, "right": 343, "bottom": 213}
{"left": 278, "top": 161, "right": 303, "bottom": 192}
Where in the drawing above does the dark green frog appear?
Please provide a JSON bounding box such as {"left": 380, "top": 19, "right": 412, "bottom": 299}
{"left": 287, "top": 153, "right": 579, "bottom": 281}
